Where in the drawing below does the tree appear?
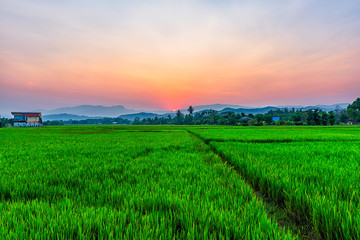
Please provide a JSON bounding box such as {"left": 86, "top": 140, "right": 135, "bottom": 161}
{"left": 292, "top": 111, "right": 305, "bottom": 123}
{"left": 264, "top": 115, "right": 273, "bottom": 125}
{"left": 328, "top": 111, "right": 336, "bottom": 125}
{"left": 340, "top": 113, "right": 348, "bottom": 124}
{"left": 122, "top": 102, "right": 360, "bottom": 126}
{"left": 228, "top": 113, "right": 237, "bottom": 125}
{"left": 254, "top": 114, "right": 263, "bottom": 123}
{"left": 209, "top": 110, "right": 217, "bottom": 117}
{"left": 175, "top": 110, "right": 184, "bottom": 124}
{"left": 133, "top": 117, "right": 141, "bottom": 125}
{"left": 347, "top": 98, "right": 360, "bottom": 123}
{"left": 306, "top": 109, "right": 321, "bottom": 125}
{"left": 154, "top": 116, "right": 159, "bottom": 124}
{"left": 335, "top": 105, "right": 341, "bottom": 118}
{"left": 320, "top": 113, "right": 329, "bottom": 125}
{"left": 187, "top": 106, "right": 194, "bottom": 115}
{"left": 184, "top": 114, "right": 192, "bottom": 125}
{"left": 306, "top": 110, "right": 314, "bottom": 125}
{"left": 313, "top": 109, "right": 321, "bottom": 125}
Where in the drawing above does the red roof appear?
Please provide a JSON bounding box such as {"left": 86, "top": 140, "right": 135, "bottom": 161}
{"left": 11, "top": 112, "right": 42, "bottom": 117}
{"left": 25, "top": 113, "right": 42, "bottom": 117}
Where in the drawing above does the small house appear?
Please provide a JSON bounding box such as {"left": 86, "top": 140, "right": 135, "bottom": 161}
{"left": 11, "top": 112, "right": 42, "bottom": 127}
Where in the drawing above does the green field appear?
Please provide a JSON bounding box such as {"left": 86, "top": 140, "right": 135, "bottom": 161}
{"left": 0, "top": 126, "right": 359, "bottom": 239}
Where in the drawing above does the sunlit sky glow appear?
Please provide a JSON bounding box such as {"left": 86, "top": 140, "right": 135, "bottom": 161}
{"left": 1, "top": 0, "right": 360, "bottom": 114}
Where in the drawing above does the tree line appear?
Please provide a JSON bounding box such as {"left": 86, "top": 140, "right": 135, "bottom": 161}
{"left": 1, "top": 98, "right": 359, "bottom": 127}
{"left": 133, "top": 98, "right": 360, "bottom": 126}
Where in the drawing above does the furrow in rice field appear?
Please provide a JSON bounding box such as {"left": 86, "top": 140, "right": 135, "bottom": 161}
{"left": 187, "top": 129, "right": 317, "bottom": 239}
{"left": 189, "top": 126, "right": 360, "bottom": 239}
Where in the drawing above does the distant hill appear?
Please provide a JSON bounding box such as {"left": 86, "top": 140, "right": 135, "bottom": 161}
{"left": 118, "top": 112, "right": 162, "bottom": 121}
{"left": 218, "top": 106, "right": 277, "bottom": 114}
{"left": 301, "top": 103, "right": 349, "bottom": 111}
{"left": 214, "top": 103, "right": 349, "bottom": 115}
{"left": 188, "top": 103, "right": 349, "bottom": 114}
{"left": 43, "top": 105, "right": 135, "bottom": 117}
{"left": 42, "top": 113, "right": 100, "bottom": 121}
{"left": 184, "top": 104, "right": 250, "bottom": 112}
{"left": 119, "top": 112, "right": 178, "bottom": 121}
{"left": 36, "top": 103, "right": 350, "bottom": 121}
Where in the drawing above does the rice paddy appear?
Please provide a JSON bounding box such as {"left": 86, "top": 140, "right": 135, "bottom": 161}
{"left": 0, "top": 125, "right": 359, "bottom": 239}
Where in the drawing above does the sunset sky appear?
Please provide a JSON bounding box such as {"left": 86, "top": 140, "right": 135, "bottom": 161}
{"left": 1, "top": 0, "right": 360, "bottom": 115}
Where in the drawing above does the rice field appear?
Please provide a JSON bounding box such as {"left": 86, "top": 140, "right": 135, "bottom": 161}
{"left": 0, "top": 125, "right": 359, "bottom": 239}
{"left": 190, "top": 126, "right": 360, "bottom": 239}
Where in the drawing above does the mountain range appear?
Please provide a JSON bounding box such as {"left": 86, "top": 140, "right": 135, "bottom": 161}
{"left": 40, "top": 105, "right": 135, "bottom": 117}
{"left": 42, "top": 113, "right": 102, "bottom": 121}
{"left": 37, "top": 103, "right": 349, "bottom": 121}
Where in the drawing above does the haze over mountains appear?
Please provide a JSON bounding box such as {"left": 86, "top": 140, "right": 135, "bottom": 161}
{"left": 38, "top": 103, "right": 350, "bottom": 121}
{"left": 42, "top": 105, "right": 134, "bottom": 117}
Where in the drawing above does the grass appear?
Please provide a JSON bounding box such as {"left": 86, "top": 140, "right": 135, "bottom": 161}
{"left": 189, "top": 125, "right": 360, "bottom": 239}
{"left": 0, "top": 126, "right": 294, "bottom": 239}
{"left": 189, "top": 126, "right": 360, "bottom": 143}
{"left": 1, "top": 125, "right": 359, "bottom": 239}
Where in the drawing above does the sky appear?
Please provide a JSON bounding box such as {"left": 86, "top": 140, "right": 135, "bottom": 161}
{"left": 1, "top": 0, "right": 360, "bottom": 116}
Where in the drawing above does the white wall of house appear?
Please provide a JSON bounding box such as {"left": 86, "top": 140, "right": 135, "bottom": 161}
{"left": 14, "top": 122, "right": 42, "bottom": 127}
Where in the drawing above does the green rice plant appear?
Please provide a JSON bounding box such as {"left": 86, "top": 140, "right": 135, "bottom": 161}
{"left": 190, "top": 126, "right": 360, "bottom": 143}
{"left": 207, "top": 132, "right": 360, "bottom": 239}
{"left": 0, "top": 126, "right": 294, "bottom": 239}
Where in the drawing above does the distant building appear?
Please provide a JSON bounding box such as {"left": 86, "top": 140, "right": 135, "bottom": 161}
{"left": 11, "top": 112, "right": 42, "bottom": 127}
{"left": 272, "top": 117, "right": 281, "bottom": 121}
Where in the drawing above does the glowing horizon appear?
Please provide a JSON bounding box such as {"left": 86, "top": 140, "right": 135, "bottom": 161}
{"left": 1, "top": 0, "right": 360, "bottom": 114}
